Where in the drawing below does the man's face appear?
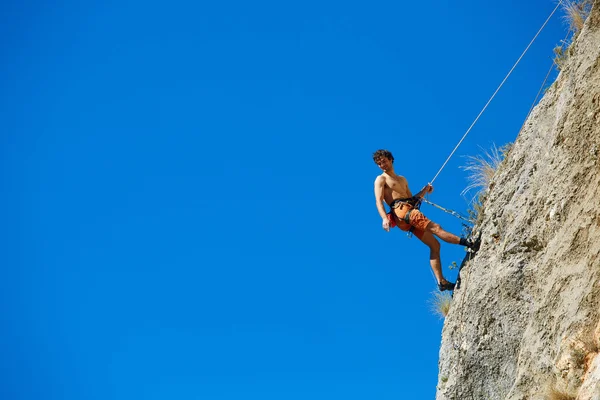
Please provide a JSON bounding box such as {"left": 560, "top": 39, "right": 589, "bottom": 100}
{"left": 375, "top": 156, "right": 392, "bottom": 172}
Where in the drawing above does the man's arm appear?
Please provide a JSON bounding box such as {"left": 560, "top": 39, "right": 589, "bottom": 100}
{"left": 414, "top": 183, "right": 434, "bottom": 199}
{"left": 374, "top": 176, "right": 390, "bottom": 231}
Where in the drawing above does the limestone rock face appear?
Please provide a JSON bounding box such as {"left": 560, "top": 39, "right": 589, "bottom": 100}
{"left": 436, "top": 2, "right": 600, "bottom": 399}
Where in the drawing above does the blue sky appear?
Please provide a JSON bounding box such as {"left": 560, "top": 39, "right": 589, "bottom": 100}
{"left": 2, "top": 1, "right": 568, "bottom": 399}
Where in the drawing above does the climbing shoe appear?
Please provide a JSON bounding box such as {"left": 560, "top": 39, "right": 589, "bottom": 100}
{"left": 459, "top": 236, "right": 481, "bottom": 252}
{"left": 438, "top": 281, "right": 456, "bottom": 292}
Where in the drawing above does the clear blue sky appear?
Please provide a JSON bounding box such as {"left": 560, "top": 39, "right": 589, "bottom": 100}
{"left": 2, "top": 1, "right": 568, "bottom": 399}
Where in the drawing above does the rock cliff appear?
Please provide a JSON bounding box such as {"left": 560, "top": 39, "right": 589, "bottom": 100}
{"left": 436, "top": 1, "right": 600, "bottom": 399}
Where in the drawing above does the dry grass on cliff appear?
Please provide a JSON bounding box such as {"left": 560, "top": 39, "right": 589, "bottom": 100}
{"left": 545, "top": 387, "right": 576, "bottom": 400}
{"left": 553, "top": 0, "right": 592, "bottom": 70}
{"left": 562, "top": 0, "right": 592, "bottom": 33}
{"left": 553, "top": 43, "right": 571, "bottom": 70}
{"left": 429, "top": 292, "right": 453, "bottom": 318}
{"left": 460, "top": 143, "right": 510, "bottom": 201}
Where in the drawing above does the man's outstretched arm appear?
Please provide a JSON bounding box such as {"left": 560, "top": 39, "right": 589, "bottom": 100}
{"left": 374, "top": 176, "right": 390, "bottom": 231}
{"left": 414, "top": 183, "right": 434, "bottom": 199}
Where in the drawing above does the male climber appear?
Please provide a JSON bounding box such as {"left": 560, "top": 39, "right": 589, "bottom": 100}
{"left": 373, "top": 149, "right": 478, "bottom": 291}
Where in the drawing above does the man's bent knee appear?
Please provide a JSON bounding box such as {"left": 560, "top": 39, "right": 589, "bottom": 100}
{"left": 427, "top": 222, "right": 443, "bottom": 234}
{"left": 427, "top": 221, "right": 461, "bottom": 244}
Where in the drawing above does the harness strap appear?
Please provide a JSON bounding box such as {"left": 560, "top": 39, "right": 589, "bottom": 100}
{"left": 389, "top": 196, "right": 422, "bottom": 238}
{"left": 390, "top": 196, "right": 420, "bottom": 209}
{"left": 403, "top": 209, "right": 412, "bottom": 224}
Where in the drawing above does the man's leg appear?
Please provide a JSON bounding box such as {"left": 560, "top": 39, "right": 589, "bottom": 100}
{"left": 407, "top": 210, "right": 461, "bottom": 245}
{"left": 426, "top": 221, "right": 461, "bottom": 244}
{"left": 426, "top": 221, "right": 480, "bottom": 251}
{"left": 417, "top": 230, "right": 452, "bottom": 285}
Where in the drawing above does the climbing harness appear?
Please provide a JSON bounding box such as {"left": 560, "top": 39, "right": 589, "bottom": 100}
{"left": 389, "top": 196, "right": 423, "bottom": 236}
{"left": 429, "top": 0, "right": 564, "bottom": 185}
{"left": 390, "top": 196, "right": 422, "bottom": 224}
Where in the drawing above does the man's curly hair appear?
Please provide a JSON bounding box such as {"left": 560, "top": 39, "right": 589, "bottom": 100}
{"left": 372, "top": 149, "right": 394, "bottom": 163}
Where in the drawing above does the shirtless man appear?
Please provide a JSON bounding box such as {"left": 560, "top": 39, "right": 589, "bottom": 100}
{"left": 373, "top": 149, "right": 477, "bottom": 291}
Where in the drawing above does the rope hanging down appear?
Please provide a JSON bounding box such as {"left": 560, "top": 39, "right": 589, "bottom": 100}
{"left": 421, "top": 198, "right": 473, "bottom": 223}
{"left": 429, "top": 0, "right": 563, "bottom": 185}
{"left": 521, "top": 29, "right": 572, "bottom": 133}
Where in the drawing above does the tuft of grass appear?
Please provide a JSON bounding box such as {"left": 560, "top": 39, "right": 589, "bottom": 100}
{"left": 460, "top": 143, "right": 510, "bottom": 202}
{"left": 466, "top": 192, "right": 486, "bottom": 224}
{"left": 429, "top": 292, "right": 453, "bottom": 318}
{"left": 553, "top": 44, "right": 569, "bottom": 70}
{"left": 545, "top": 387, "right": 576, "bottom": 400}
{"left": 553, "top": 1, "right": 592, "bottom": 70}
{"left": 561, "top": 0, "right": 592, "bottom": 33}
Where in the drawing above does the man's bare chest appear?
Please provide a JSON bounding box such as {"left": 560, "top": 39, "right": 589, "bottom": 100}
{"left": 385, "top": 176, "right": 409, "bottom": 194}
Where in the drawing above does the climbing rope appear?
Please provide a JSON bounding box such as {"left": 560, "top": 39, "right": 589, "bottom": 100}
{"left": 523, "top": 63, "right": 555, "bottom": 126}
{"left": 421, "top": 198, "right": 474, "bottom": 224}
{"left": 412, "top": 3, "right": 564, "bottom": 290}
{"left": 520, "top": 29, "right": 572, "bottom": 134}
{"left": 422, "top": 10, "right": 569, "bottom": 231}
{"left": 429, "top": 0, "right": 564, "bottom": 185}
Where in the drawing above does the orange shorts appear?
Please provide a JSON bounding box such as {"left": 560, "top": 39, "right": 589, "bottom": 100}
{"left": 387, "top": 205, "right": 431, "bottom": 240}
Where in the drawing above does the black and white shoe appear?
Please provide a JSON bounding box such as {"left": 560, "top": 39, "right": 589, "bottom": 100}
{"left": 460, "top": 236, "right": 481, "bottom": 253}
{"left": 438, "top": 281, "right": 456, "bottom": 292}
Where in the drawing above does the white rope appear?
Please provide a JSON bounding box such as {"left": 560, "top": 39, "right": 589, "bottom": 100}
{"left": 521, "top": 29, "right": 572, "bottom": 132}
{"left": 429, "top": 0, "right": 563, "bottom": 184}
